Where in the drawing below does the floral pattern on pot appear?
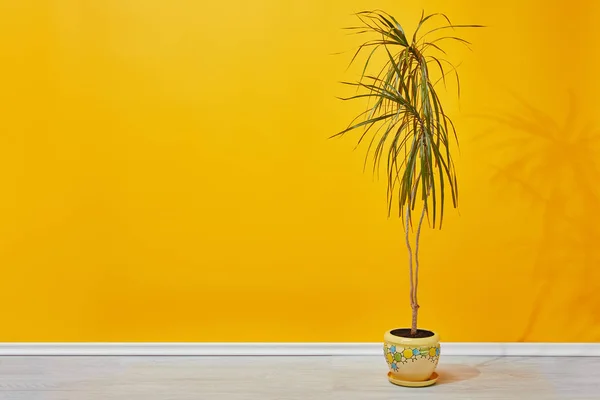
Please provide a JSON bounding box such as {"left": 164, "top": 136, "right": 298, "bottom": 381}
{"left": 383, "top": 343, "right": 440, "bottom": 368}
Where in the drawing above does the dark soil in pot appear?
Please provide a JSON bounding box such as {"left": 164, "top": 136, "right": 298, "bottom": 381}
{"left": 390, "top": 328, "right": 435, "bottom": 339}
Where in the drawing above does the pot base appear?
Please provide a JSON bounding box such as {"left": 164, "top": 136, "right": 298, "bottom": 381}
{"left": 387, "top": 371, "right": 439, "bottom": 387}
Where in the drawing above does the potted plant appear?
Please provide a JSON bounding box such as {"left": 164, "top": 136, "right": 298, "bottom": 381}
{"left": 333, "top": 10, "right": 481, "bottom": 387}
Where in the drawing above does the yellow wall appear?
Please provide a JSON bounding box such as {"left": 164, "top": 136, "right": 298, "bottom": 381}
{"left": 0, "top": 0, "right": 599, "bottom": 342}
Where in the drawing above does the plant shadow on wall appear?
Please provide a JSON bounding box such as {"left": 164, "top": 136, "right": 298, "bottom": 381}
{"left": 477, "top": 94, "right": 600, "bottom": 340}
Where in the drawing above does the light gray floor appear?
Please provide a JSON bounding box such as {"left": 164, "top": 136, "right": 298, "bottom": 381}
{"left": 0, "top": 356, "right": 596, "bottom": 399}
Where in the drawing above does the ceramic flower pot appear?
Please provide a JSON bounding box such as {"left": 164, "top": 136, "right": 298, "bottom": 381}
{"left": 383, "top": 328, "right": 440, "bottom": 387}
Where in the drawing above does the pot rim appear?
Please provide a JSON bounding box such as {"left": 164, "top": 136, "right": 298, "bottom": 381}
{"left": 384, "top": 328, "right": 440, "bottom": 346}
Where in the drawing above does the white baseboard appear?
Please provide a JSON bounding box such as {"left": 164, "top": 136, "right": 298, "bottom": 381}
{"left": 0, "top": 343, "right": 597, "bottom": 356}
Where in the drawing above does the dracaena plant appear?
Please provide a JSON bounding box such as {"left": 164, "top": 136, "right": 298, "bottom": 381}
{"left": 333, "top": 10, "right": 481, "bottom": 336}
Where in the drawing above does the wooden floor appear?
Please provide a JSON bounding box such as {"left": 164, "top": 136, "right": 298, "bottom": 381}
{"left": 0, "top": 355, "right": 596, "bottom": 399}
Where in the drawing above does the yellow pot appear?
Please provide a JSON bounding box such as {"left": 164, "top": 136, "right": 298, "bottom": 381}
{"left": 383, "top": 328, "right": 440, "bottom": 387}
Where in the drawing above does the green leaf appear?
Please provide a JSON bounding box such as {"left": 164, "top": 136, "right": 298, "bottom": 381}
{"left": 413, "top": 12, "right": 442, "bottom": 44}
{"left": 332, "top": 112, "right": 397, "bottom": 138}
{"left": 422, "top": 24, "right": 485, "bottom": 39}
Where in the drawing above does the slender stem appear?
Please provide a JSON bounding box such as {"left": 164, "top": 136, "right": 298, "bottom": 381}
{"left": 404, "top": 204, "right": 414, "bottom": 323}
{"left": 411, "top": 305, "right": 418, "bottom": 335}
{"left": 414, "top": 204, "right": 427, "bottom": 306}
{"left": 411, "top": 204, "right": 427, "bottom": 334}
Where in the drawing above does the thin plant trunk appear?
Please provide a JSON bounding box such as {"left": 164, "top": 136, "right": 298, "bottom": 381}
{"left": 405, "top": 189, "right": 428, "bottom": 336}
{"left": 412, "top": 205, "right": 427, "bottom": 335}
{"left": 404, "top": 205, "right": 415, "bottom": 334}
{"left": 407, "top": 126, "right": 429, "bottom": 335}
